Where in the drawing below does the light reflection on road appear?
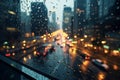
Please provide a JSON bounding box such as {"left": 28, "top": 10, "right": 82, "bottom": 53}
{"left": 80, "top": 61, "right": 90, "bottom": 73}
{"left": 113, "top": 64, "right": 119, "bottom": 70}
{"left": 23, "top": 57, "right": 27, "bottom": 62}
{"left": 98, "top": 72, "right": 106, "bottom": 80}
{"left": 33, "top": 51, "right": 37, "bottom": 56}
{"left": 69, "top": 46, "right": 77, "bottom": 65}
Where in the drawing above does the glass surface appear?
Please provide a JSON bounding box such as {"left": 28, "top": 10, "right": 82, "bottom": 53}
{"left": 0, "top": 0, "right": 120, "bottom": 80}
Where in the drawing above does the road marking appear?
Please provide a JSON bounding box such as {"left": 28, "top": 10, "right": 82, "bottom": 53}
{"left": 51, "top": 59, "right": 63, "bottom": 74}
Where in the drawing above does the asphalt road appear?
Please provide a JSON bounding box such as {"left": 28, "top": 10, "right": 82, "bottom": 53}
{"left": 1, "top": 41, "right": 120, "bottom": 80}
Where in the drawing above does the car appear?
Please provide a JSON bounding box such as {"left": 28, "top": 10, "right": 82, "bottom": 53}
{"left": 92, "top": 59, "right": 109, "bottom": 70}
{"left": 84, "top": 55, "right": 91, "bottom": 60}
{"left": 36, "top": 46, "right": 48, "bottom": 57}
{"left": 80, "top": 54, "right": 91, "bottom": 60}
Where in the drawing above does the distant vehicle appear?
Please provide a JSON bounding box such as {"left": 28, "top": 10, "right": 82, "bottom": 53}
{"left": 36, "top": 44, "right": 55, "bottom": 57}
{"left": 80, "top": 54, "right": 91, "bottom": 60}
{"left": 36, "top": 46, "right": 48, "bottom": 57}
{"left": 92, "top": 59, "right": 109, "bottom": 70}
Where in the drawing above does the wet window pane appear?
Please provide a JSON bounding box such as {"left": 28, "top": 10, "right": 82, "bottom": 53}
{"left": 0, "top": 0, "right": 120, "bottom": 80}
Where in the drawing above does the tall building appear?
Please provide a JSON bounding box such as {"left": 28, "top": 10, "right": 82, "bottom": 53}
{"left": 62, "top": 7, "right": 72, "bottom": 36}
{"left": 99, "top": 0, "right": 115, "bottom": 18}
{"left": 31, "top": 2, "right": 48, "bottom": 36}
{"left": 90, "top": 0, "right": 99, "bottom": 24}
{"left": 20, "top": 12, "right": 31, "bottom": 37}
{"left": 51, "top": 11, "right": 56, "bottom": 23}
{"left": 74, "top": 0, "right": 87, "bottom": 37}
{"left": 0, "top": 0, "right": 21, "bottom": 45}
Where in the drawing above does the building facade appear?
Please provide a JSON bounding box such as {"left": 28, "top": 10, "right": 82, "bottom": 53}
{"left": 31, "top": 2, "right": 48, "bottom": 36}
{"left": 62, "top": 7, "right": 72, "bottom": 36}
{"left": 0, "top": 0, "right": 21, "bottom": 45}
{"left": 73, "top": 0, "right": 87, "bottom": 37}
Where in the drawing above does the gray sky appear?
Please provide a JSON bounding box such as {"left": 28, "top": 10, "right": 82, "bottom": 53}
{"left": 20, "top": 0, "right": 74, "bottom": 28}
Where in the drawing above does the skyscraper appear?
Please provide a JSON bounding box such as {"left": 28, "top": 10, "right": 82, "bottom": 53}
{"left": 99, "top": 0, "right": 115, "bottom": 18}
{"left": 74, "top": 0, "right": 87, "bottom": 37}
{"left": 0, "top": 0, "right": 21, "bottom": 45}
{"left": 51, "top": 11, "right": 56, "bottom": 23}
{"left": 62, "top": 7, "right": 72, "bottom": 36}
{"left": 90, "top": 0, "right": 99, "bottom": 24}
{"left": 31, "top": 2, "right": 48, "bottom": 36}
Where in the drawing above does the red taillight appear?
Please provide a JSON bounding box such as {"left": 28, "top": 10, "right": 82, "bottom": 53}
{"left": 5, "top": 53, "right": 11, "bottom": 57}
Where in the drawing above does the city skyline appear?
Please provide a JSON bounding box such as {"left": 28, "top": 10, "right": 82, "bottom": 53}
{"left": 20, "top": 0, "right": 74, "bottom": 28}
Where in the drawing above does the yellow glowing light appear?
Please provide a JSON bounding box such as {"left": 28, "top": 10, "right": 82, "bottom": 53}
{"left": 84, "top": 35, "right": 87, "bottom": 38}
{"left": 6, "top": 27, "right": 17, "bottom": 31}
{"left": 101, "top": 41, "right": 106, "bottom": 44}
{"left": 22, "top": 40, "right": 26, "bottom": 43}
{"left": 8, "top": 10, "right": 16, "bottom": 15}
{"left": 33, "top": 51, "right": 37, "bottom": 55}
{"left": 83, "top": 61, "right": 89, "bottom": 66}
{"left": 43, "top": 35, "right": 46, "bottom": 37}
{"left": 74, "top": 35, "right": 77, "bottom": 38}
{"left": 23, "top": 43, "right": 26, "bottom": 47}
{"left": 80, "top": 39, "right": 84, "bottom": 41}
{"left": 104, "top": 50, "right": 108, "bottom": 53}
{"left": 112, "top": 50, "right": 119, "bottom": 56}
{"left": 23, "top": 57, "right": 27, "bottom": 62}
{"left": 33, "top": 39, "right": 36, "bottom": 42}
{"left": 113, "top": 65, "right": 119, "bottom": 70}
{"left": 84, "top": 44, "right": 88, "bottom": 47}
{"left": 41, "top": 36, "right": 43, "bottom": 38}
{"left": 12, "top": 45, "right": 15, "bottom": 49}
{"left": 91, "top": 38, "right": 94, "bottom": 41}
{"left": 94, "top": 47, "right": 97, "bottom": 49}
{"left": 43, "top": 37, "right": 46, "bottom": 41}
{"left": 113, "top": 50, "right": 119, "bottom": 53}
{"left": 87, "top": 44, "right": 93, "bottom": 47}
{"left": 72, "top": 41, "right": 77, "bottom": 44}
{"left": 81, "top": 61, "right": 90, "bottom": 72}
{"left": 98, "top": 72, "right": 105, "bottom": 80}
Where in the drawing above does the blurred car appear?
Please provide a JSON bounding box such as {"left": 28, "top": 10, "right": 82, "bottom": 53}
{"left": 36, "top": 46, "right": 48, "bottom": 57}
{"left": 92, "top": 59, "right": 109, "bottom": 70}
{"left": 80, "top": 54, "right": 91, "bottom": 60}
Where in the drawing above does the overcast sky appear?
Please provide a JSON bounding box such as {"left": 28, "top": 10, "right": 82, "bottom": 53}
{"left": 20, "top": 0, "right": 74, "bottom": 28}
